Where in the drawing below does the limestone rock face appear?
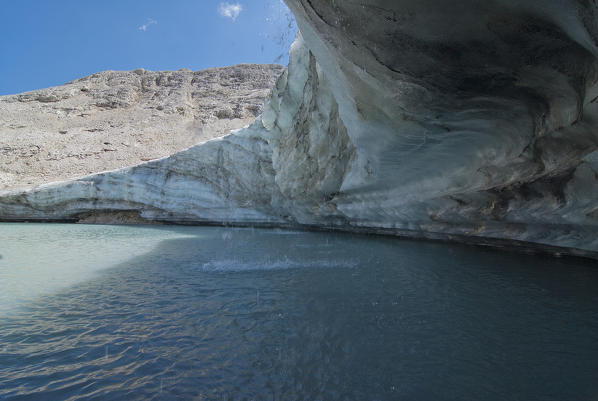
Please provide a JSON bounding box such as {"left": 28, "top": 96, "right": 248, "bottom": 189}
{"left": 0, "top": 65, "right": 283, "bottom": 190}
{"left": 3, "top": 1, "right": 598, "bottom": 258}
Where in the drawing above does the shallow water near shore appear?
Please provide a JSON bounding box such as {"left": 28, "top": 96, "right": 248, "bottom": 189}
{"left": 1, "top": 223, "right": 597, "bottom": 400}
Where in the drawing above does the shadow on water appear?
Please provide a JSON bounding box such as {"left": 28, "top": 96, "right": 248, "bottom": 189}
{"left": 1, "top": 225, "right": 598, "bottom": 400}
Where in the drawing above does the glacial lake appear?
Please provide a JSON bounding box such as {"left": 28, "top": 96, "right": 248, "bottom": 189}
{"left": 1, "top": 223, "right": 597, "bottom": 400}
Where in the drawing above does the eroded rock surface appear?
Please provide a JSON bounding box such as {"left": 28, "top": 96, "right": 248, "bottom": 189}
{"left": 2, "top": 0, "right": 598, "bottom": 258}
{"left": 0, "top": 65, "right": 283, "bottom": 190}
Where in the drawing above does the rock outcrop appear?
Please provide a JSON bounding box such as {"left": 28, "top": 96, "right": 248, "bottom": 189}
{"left": 2, "top": 0, "right": 598, "bottom": 259}
{"left": 0, "top": 65, "right": 283, "bottom": 190}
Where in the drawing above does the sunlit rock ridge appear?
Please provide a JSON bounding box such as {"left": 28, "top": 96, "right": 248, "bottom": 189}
{"left": 2, "top": 0, "right": 598, "bottom": 258}
{"left": 0, "top": 65, "right": 283, "bottom": 190}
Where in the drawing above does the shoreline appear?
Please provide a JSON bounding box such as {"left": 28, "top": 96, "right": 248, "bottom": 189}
{"left": 2, "top": 217, "right": 596, "bottom": 262}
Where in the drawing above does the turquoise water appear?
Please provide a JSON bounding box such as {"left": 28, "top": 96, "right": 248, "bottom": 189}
{"left": 1, "top": 223, "right": 597, "bottom": 400}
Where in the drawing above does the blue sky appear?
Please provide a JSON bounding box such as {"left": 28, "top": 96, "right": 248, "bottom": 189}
{"left": 0, "top": 0, "right": 297, "bottom": 95}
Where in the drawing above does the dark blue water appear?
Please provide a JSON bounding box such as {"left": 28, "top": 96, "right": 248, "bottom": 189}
{"left": 1, "top": 224, "right": 597, "bottom": 400}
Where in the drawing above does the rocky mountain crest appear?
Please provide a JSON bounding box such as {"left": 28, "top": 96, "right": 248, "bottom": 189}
{"left": 0, "top": 64, "right": 283, "bottom": 189}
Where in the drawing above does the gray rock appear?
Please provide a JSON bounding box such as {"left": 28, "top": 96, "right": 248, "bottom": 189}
{"left": 0, "top": 64, "right": 283, "bottom": 190}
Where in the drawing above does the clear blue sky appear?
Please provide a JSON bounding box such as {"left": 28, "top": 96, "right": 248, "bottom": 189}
{"left": 0, "top": 0, "right": 297, "bottom": 95}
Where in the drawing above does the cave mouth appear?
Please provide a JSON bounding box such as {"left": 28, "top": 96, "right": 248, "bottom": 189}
{"left": 2, "top": 1, "right": 598, "bottom": 399}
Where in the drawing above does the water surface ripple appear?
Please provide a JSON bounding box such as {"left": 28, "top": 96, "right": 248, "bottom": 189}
{"left": 1, "top": 224, "right": 597, "bottom": 400}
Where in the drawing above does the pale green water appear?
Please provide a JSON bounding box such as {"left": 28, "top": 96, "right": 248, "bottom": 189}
{"left": 0, "top": 224, "right": 194, "bottom": 316}
{"left": 1, "top": 223, "right": 597, "bottom": 400}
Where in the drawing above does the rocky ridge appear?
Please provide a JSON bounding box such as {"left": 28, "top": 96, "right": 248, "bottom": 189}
{"left": 0, "top": 64, "right": 283, "bottom": 190}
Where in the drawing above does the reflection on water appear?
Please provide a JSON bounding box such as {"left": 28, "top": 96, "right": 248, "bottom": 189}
{"left": 1, "top": 224, "right": 597, "bottom": 400}
{"left": 0, "top": 223, "right": 193, "bottom": 315}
